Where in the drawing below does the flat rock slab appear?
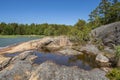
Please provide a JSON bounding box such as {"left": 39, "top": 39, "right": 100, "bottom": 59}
{"left": 0, "top": 60, "right": 33, "bottom": 80}
{"left": 30, "top": 61, "right": 109, "bottom": 80}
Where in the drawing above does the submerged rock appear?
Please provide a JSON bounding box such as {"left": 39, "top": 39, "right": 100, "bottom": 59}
{"left": 29, "top": 61, "right": 109, "bottom": 80}
{"left": 57, "top": 48, "right": 83, "bottom": 55}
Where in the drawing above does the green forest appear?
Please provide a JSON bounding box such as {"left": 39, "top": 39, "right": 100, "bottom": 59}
{"left": 0, "top": 0, "right": 120, "bottom": 38}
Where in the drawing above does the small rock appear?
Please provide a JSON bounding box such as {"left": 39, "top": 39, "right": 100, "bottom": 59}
{"left": 96, "top": 54, "right": 110, "bottom": 67}
{"left": 96, "top": 54, "right": 109, "bottom": 63}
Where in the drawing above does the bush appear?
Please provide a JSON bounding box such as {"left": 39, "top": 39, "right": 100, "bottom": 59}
{"left": 115, "top": 46, "right": 120, "bottom": 60}
{"left": 106, "top": 68, "right": 120, "bottom": 80}
{"left": 114, "top": 46, "right": 120, "bottom": 67}
{"left": 68, "top": 27, "right": 91, "bottom": 45}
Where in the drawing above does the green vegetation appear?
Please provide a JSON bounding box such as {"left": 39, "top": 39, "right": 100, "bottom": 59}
{"left": 115, "top": 46, "right": 120, "bottom": 60}
{"left": 68, "top": 19, "right": 91, "bottom": 44}
{"left": 114, "top": 46, "right": 120, "bottom": 67}
{"left": 0, "top": 23, "right": 71, "bottom": 36}
{"left": 106, "top": 68, "right": 120, "bottom": 80}
{"left": 89, "top": 0, "right": 120, "bottom": 28}
{"left": 106, "top": 46, "right": 120, "bottom": 80}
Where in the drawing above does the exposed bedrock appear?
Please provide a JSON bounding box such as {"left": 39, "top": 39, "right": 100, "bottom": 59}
{"left": 91, "top": 22, "right": 120, "bottom": 47}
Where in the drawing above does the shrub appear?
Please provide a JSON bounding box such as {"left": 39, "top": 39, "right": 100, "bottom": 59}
{"left": 68, "top": 27, "right": 91, "bottom": 45}
{"left": 115, "top": 46, "right": 120, "bottom": 60}
{"left": 106, "top": 68, "right": 120, "bottom": 80}
{"left": 114, "top": 46, "right": 120, "bottom": 67}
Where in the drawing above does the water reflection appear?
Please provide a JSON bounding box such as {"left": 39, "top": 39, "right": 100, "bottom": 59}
{"left": 33, "top": 51, "right": 98, "bottom": 70}
{"left": 68, "top": 54, "right": 98, "bottom": 69}
{"left": 5, "top": 51, "right": 99, "bottom": 70}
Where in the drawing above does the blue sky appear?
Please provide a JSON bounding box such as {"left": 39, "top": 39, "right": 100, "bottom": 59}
{"left": 0, "top": 0, "right": 100, "bottom": 25}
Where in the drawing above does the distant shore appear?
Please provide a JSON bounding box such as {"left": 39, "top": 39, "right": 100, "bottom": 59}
{"left": 0, "top": 35, "right": 45, "bottom": 38}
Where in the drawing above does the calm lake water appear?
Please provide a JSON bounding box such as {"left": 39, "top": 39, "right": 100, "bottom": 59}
{"left": 0, "top": 37, "right": 39, "bottom": 47}
{"left": 5, "top": 50, "right": 98, "bottom": 70}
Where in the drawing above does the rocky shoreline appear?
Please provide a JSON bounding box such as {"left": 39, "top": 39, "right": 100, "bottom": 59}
{"left": 0, "top": 50, "right": 109, "bottom": 80}
{"left": 0, "top": 35, "right": 114, "bottom": 80}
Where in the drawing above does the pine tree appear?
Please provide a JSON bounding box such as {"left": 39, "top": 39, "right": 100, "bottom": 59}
{"left": 89, "top": 0, "right": 120, "bottom": 26}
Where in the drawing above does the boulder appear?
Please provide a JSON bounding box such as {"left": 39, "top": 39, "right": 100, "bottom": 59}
{"left": 91, "top": 22, "right": 120, "bottom": 47}
{"left": 41, "top": 36, "right": 73, "bottom": 52}
{"left": 48, "top": 36, "right": 72, "bottom": 47}
{"left": 29, "top": 61, "right": 108, "bottom": 80}
{"left": 80, "top": 44, "right": 100, "bottom": 55}
{"left": 96, "top": 54, "right": 109, "bottom": 63}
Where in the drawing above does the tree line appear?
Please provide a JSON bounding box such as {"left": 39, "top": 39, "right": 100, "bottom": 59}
{"left": 0, "top": 20, "right": 90, "bottom": 44}
{"left": 0, "top": 22, "right": 71, "bottom": 36}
